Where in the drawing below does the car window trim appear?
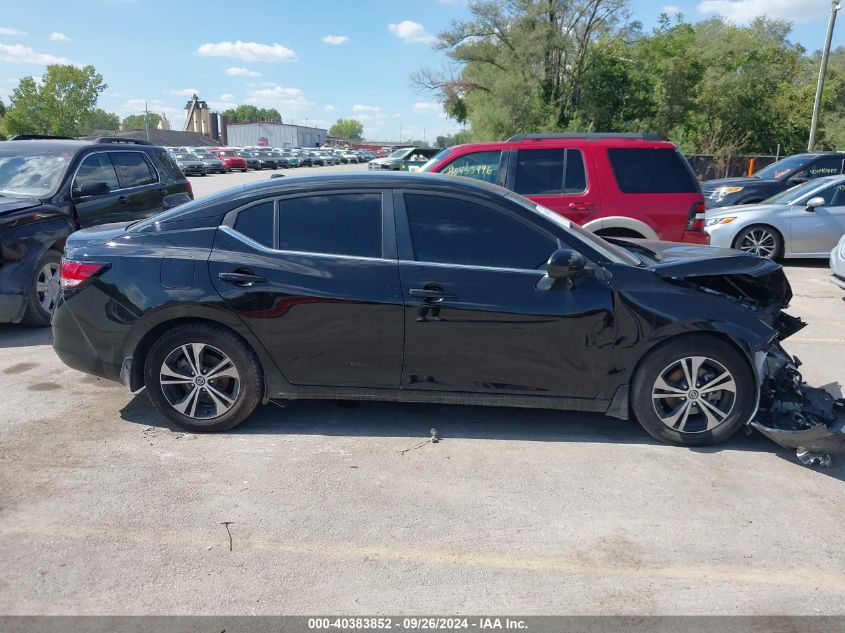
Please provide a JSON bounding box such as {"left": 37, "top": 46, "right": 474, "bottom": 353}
{"left": 222, "top": 189, "right": 395, "bottom": 260}
{"left": 70, "top": 149, "right": 161, "bottom": 195}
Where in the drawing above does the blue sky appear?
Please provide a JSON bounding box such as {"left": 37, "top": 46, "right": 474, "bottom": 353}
{"left": 0, "top": 0, "right": 841, "bottom": 142}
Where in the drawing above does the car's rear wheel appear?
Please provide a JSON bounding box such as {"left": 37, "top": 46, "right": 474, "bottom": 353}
{"left": 21, "top": 249, "right": 62, "bottom": 327}
{"left": 631, "top": 336, "right": 756, "bottom": 446}
{"left": 733, "top": 225, "right": 783, "bottom": 260}
{"left": 144, "top": 324, "right": 263, "bottom": 432}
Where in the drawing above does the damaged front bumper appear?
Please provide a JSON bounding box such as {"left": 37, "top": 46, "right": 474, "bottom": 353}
{"left": 750, "top": 336, "right": 845, "bottom": 467}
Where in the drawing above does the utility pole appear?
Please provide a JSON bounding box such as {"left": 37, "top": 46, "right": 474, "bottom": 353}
{"left": 809, "top": 1, "right": 840, "bottom": 151}
{"left": 144, "top": 101, "right": 150, "bottom": 142}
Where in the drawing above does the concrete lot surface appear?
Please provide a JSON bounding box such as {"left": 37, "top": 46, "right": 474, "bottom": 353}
{"left": 0, "top": 164, "right": 843, "bottom": 614}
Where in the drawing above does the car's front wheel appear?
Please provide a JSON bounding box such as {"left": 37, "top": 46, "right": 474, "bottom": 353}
{"left": 144, "top": 323, "right": 264, "bottom": 432}
{"left": 631, "top": 336, "right": 756, "bottom": 446}
{"left": 733, "top": 224, "right": 783, "bottom": 260}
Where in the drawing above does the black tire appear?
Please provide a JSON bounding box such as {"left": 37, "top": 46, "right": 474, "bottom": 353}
{"left": 144, "top": 323, "right": 263, "bottom": 432}
{"left": 21, "top": 248, "right": 62, "bottom": 327}
{"left": 732, "top": 224, "right": 783, "bottom": 260}
{"left": 631, "top": 336, "right": 756, "bottom": 446}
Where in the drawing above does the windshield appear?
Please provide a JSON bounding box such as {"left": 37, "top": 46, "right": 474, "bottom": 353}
{"left": 754, "top": 155, "right": 816, "bottom": 180}
{"left": 762, "top": 177, "right": 839, "bottom": 205}
{"left": 0, "top": 152, "right": 70, "bottom": 197}
{"left": 388, "top": 147, "right": 413, "bottom": 159}
{"left": 506, "top": 193, "right": 642, "bottom": 266}
{"left": 420, "top": 148, "right": 453, "bottom": 172}
{"left": 175, "top": 154, "right": 194, "bottom": 160}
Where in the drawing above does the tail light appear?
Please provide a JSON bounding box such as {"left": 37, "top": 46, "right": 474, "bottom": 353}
{"left": 60, "top": 259, "right": 110, "bottom": 289}
{"left": 686, "top": 201, "right": 706, "bottom": 232}
{"left": 186, "top": 180, "right": 194, "bottom": 198}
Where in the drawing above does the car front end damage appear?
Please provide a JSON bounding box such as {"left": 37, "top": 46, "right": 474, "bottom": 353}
{"left": 645, "top": 245, "right": 845, "bottom": 465}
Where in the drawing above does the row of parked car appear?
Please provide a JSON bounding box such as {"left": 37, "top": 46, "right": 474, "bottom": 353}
{"left": 163, "top": 146, "right": 380, "bottom": 176}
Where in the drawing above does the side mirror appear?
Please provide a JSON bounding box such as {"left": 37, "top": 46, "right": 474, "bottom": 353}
{"left": 805, "top": 196, "right": 825, "bottom": 212}
{"left": 73, "top": 181, "right": 110, "bottom": 198}
{"left": 547, "top": 248, "right": 587, "bottom": 279}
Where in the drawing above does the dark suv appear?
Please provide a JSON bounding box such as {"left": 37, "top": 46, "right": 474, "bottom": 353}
{"left": 421, "top": 133, "right": 708, "bottom": 244}
{"left": 0, "top": 135, "right": 192, "bottom": 326}
{"left": 703, "top": 152, "right": 845, "bottom": 208}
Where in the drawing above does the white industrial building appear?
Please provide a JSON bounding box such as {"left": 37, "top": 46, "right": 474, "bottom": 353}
{"left": 225, "top": 122, "right": 328, "bottom": 148}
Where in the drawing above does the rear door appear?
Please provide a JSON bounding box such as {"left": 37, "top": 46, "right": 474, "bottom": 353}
{"left": 209, "top": 190, "right": 404, "bottom": 388}
{"left": 505, "top": 147, "right": 599, "bottom": 226}
{"left": 109, "top": 151, "right": 165, "bottom": 219}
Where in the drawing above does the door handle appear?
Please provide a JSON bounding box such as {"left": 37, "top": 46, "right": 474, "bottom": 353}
{"left": 218, "top": 271, "right": 266, "bottom": 286}
{"left": 117, "top": 195, "right": 129, "bottom": 205}
{"left": 410, "top": 286, "right": 455, "bottom": 302}
{"left": 568, "top": 202, "right": 595, "bottom": 211}
{"left": 159, "top": 187, "right": 168, "bottom": 197}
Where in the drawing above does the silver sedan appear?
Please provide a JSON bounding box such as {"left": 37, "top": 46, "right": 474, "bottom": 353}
{"left": 705, "top": 175, "right": 845, "bottom": 259}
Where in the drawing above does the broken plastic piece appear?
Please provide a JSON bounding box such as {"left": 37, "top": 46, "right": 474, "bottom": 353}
{"left": 795, "top": 449, "right": 832, "bottom": 468}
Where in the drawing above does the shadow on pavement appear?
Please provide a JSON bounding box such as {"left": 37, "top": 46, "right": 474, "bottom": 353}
{"left": 0, "top": 324, "right": 52, "bottom": 349}
{"left": 118, "top": 391, "right": 845, "bottom": 480}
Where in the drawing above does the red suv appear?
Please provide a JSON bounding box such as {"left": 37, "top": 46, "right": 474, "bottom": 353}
{"left": 209, "top": 148, "right": 248, "bottom": 172}
{"left": 421, "top": 133, "right": 707, "bottom": 244}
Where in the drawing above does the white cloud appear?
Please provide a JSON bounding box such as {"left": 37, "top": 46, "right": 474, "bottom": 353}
{"left": 244, "top": 85, "right": 312, "bottom": 112}
{"left": 324, "top": 104, "right": 337, "bottom": 112}
{"left": 388, "top": 20, "right": 436, "bottom": 44}
{"left": 48, "top": 32, "right": 71, "bottom": 42}
{"left": 0, "top": 27, "right": 26, "bottom": 36}
{"left": 220, "top": 93, "right": 235, "bottom": 101}
{"left": 413, "top": 101, "right": 441, "bottom": 114}
{"left": 225, "top": 66, "right": 261, "bottom": 77}
{"left": 697, "top": 0, "right": 830, "bottom": 24}
{"left": 196, "top": 40, "right": 297, "bottom": 63}
{"left": 0, "top": 43, "right": 71, "bottom": 65}
{"left": 321, "top": 35, "right": 349, "bottom": 45}
{"left": 352, "top": 104, "right": 380, "bottom": 113}
{"left": 166, "top": 87, "right": 199, "bottom": 96}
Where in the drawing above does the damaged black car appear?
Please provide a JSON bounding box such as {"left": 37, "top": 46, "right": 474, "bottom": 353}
{"left": 51, "top": 173, "right": 845, "bottom": 460}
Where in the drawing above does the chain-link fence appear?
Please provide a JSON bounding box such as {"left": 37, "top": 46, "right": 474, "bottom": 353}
{"left": 685, "top": 154, "right": 779, "bottom": 181}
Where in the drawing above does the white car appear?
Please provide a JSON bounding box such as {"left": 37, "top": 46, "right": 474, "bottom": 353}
{"left": 831, "top": 233, "right": 845, "bottom": 291}
{"left": 705, "top": 175, "right": 845, "bottom": 259}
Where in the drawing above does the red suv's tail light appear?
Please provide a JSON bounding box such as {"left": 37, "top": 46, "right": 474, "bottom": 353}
{"left": 686, "top": 201, "right": 706, "bottom": 232}
{"left": 60, "top": 259, "right": 109, "bottom": 289}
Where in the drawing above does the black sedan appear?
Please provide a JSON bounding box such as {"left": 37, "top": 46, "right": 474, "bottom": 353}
{"left": 52, "top": 173, "right": 816, "bottom": 448}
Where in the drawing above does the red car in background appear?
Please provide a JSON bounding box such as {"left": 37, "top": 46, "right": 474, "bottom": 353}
{"left": 421, "top": 133, "right": 708, "bottom": 244}
{"left": 209, "top": 148, "right": 248, "bottom": 172}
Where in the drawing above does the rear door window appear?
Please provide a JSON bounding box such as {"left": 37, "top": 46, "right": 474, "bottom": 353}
{"left": 607, "top": 148, "right": 697, "bottom": 193}
{"left": 110, "top": 152, "right": 158, "bottom": 188}
{"left": 278, "top": 193, "right": 382, "bottom": 258}
{"left": 441, "top": 151, "right": 502, "bottom": 184}
{"left": 514, "top": 149, "right": 587, "bottom": 195}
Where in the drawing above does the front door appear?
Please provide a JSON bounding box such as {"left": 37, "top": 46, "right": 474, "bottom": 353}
{"left": 395, "top": 191, "right": 616, "bottom": 400}
{"left": 209, "top": 191, "right": 404, "bottom": 388}
{"left": 71, "top": 152, "right": 126, "bottom": 228}
{"left": 790, "top": 181, "right": 845, "bottom": 255}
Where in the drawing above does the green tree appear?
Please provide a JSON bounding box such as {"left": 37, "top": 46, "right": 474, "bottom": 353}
{"left": 223, "top": 105, "right": 282, "bottom": 123}
{"left": 329, "top": 118, "right": 364, "bottom": 140}
{"left": 122, "top": 112, "right": 161, "bottom": 131}
{"left": 435, "top": 130, "right": 473, "bottom": 147}
{"left": 4, "top": 64, "right": 107, "bottom": 136}
{"left": 80, "top": 108, "right": 120, "bottom": 135}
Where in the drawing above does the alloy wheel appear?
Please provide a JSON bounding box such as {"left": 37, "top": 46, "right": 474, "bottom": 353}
{"left": 737, "top": 228, "right": 777, "bottom": 258}
{"left": 159, "top": 343, "right": 241, "bottom": 420}
{"left": 651, "top": 356, "right": 737, "bottom": 433}
{"left": 36, "top": 261, "right": 61, "bottom": 314}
